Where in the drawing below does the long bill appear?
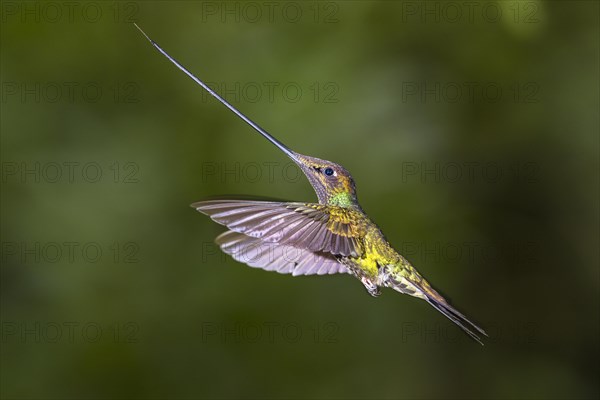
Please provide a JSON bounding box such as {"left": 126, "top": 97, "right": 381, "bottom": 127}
{"left": 133, "top": 23, "right": 299, "bottom": 162}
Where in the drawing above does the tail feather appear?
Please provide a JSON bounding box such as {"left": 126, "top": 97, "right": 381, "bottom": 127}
{"left": 424, "top": 292, "right": 487, "bottom": 345}
{"left": 386, "top": 268, "right": 487, "bottom": 344}
{"left": 392, "top": 265, "right": 488, "bottom": 345}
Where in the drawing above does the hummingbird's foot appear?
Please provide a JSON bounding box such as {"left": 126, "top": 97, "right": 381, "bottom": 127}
{"left": 361, "top": 277, "right": 381, "bottom": 297}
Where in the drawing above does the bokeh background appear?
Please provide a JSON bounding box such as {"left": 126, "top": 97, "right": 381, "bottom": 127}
{"left": 2, "top": 1, "right": 598, "bottom": 399}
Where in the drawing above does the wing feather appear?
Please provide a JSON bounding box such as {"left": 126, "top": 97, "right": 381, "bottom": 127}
{"left": 194, "top": 200, "right": 363, "bottom": 257}
{"left": 215, "top": 230, "right": 348, "bottom": 276}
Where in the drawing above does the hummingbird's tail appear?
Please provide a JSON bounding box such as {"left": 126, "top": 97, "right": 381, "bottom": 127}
{"left": 423, "top": 290, "right": 487, "bottom": 345}
{"left": 388, "top": 263, "right": 487, "bottom": 344}
{"left": 388, "top": 272, "right": 487, "bottom": 344}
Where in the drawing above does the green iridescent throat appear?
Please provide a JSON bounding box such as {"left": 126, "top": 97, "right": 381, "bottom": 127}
{"left": 328, "top": 192, "right": 354, "bottom": 207}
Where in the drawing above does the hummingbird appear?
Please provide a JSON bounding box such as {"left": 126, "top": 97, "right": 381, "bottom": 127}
{"left": 135, "top": 24, "right": 487, "bottom": 344}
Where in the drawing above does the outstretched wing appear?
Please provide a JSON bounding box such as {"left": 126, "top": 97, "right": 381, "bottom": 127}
{"left": 192, "top": 200, "right": 363, "bottom": 257}
{"left": 215, "top": 230, "right": 349, "bottom": 276}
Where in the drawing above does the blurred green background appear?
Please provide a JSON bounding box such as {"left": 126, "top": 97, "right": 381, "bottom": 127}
{"left": 1, "top": 1, "right": 598, "bottom": 399}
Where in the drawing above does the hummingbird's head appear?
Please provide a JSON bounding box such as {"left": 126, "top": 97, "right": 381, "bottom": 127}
{"left": 291, "top": 152, "right": 359, "bottom": 208}
{"left": 134, "top": 24, "right": 362, "bottom": 208}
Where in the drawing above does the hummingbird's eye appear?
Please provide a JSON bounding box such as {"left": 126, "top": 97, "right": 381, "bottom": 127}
{"left": 324, "top": 168, "right": 334, "bottom": 176}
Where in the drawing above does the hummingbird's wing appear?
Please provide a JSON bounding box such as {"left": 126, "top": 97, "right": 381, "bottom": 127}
{"left": 193, "top": 200, "right": 363, "bottom": 257}
{"left": 215, "top": 230, "right": 349, "bottom": 276}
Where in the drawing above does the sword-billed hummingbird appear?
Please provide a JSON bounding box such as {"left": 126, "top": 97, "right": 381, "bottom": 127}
{"left": 135, "top": 24, "right": 487, "bottom": 344}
